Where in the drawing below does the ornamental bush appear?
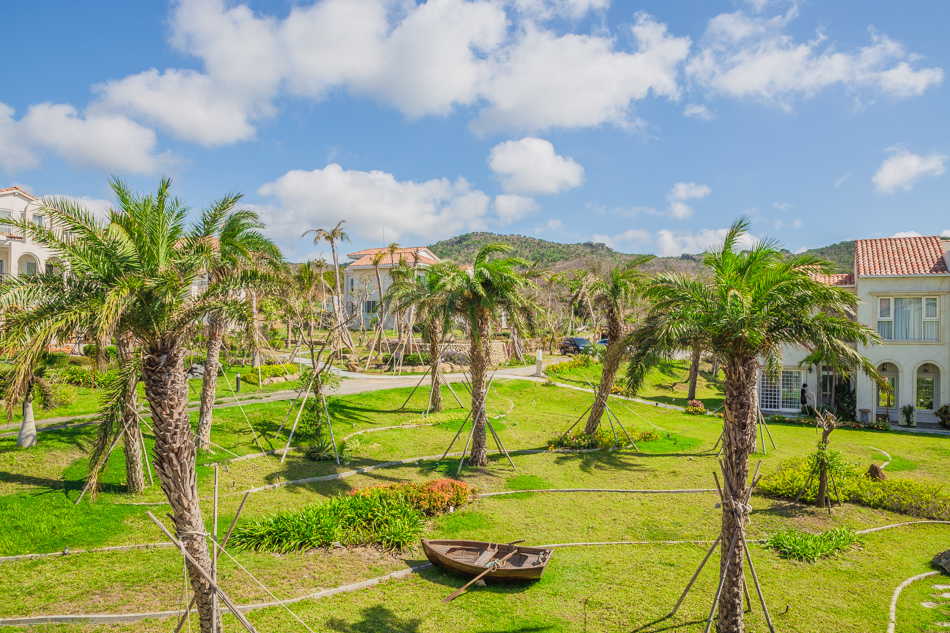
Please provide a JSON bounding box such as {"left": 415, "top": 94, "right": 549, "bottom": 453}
{"left": 241, "top": 363, "right": 298, "bottom": 385}
{"left": 547, "top": 426, "right": 660, "bottom": 450}
{"left": 684, "top": 400, "right": 706, "bottom": 415}
{"left": 351, "top": 478, "right": 477, "bottom": 516}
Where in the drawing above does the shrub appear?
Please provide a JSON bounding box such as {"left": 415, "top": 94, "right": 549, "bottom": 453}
{"left": 36, "top": 382, "right": 77, "bottom": 410}
{"left": 935, "top": 404, "right": 950, "bottom": 429}
{"left": 51, "top": 365, "right": 117, "bottom": 387}
{"left": 544, "top": 354, "right": 596, "bottom": 377}
{"left": 547, "top": 426, "right": 660, "bottom": 450}
{"left": 304, "top": 437, "right": 335, "bottom": 461}
{"left": 767, "top": 413, "right": 882, "bottom": 432}
{"left": 184, "top": 354, "right": 206, "bottom": 368}
{"left": 351, "top": 479, "right": 477, "bottom": 516}
{"left": 241, "top": 363, "right": 297, "bottom": 385}
{"left": 82, "top": 343, "right": 117, "bottom": 361}
{"left": 684, "top": 400, "right": 706, "bottom": 415}
{"left": 230, "top": 491, "right": 424, "bottom": 552}
{"left": 441, "top": 349, "right": 470, "bottom": 365}
{"left": 764, "top": 527, "right": 860, "bottom": 562}
{"left": 759, "top": 457, "right": 950, "bottom": 521}
{"left": 900, "top": 404, "right": 916, "bottom": 427}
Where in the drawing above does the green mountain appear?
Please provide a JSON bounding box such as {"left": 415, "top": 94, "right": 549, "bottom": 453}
{"left": 801, "top": 240, "right": 855, "bottom": 273}
{"left": 427, "top": 232, "right": 638, "bottom": 266}
{"left": 428, "top": 232, "right": 857, "bottom": 275}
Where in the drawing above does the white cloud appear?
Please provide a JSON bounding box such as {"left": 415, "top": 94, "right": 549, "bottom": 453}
{"left": 53, "top": 194, "right": 115, "bottom": 218}
{"left": 872, "top": 148, "right": 947, "bottom": 194}
{"left": 891, "top": 230, "right": 923, "bottom": 238}
{"left": 941, "top": 230, "right": 950, "bottom": 238}
{"left": 687, "top": 8, "right": 943, "bottom": 106}
{"left": 534, "top": 218, "right": 564, "bottom": 233}
{"left": 471, "top": 13, "right": 691, "bottom": 133}
{"left": 666, "top": 181, "right": 711, "bottom": 219}
{"left": 656, "top": 227, "right": 758, "bottom": 256}
{"left": 772, "top": 201, "right": 791, "bottom": 211}
{"left": 774, "top": 218, "right": 802, "bottom": 229}
{"left": 0, "top": 102, "right": 169, "bottom": 174}
{"left": 511, "top": 0, "right": 609, "bottom": 20}
{"left": 592, "top": 229, "right": 652, "bottom": 250}
{"left": 257, "top": 164, "right": 491, "bottom": 252}
{"left": 493, "top": 194, "right": 539, "bottom": 224}
{"left": 488, "top": 137, "right": 585, "bottom": 194}
{"left": 94, "top": 69, "right": 258, "bottom": 146}
{"left": 684, "top": 103, "right": 715, "bottom": 120}
{"left": 794, "top": 245, "right": 807, "bottom": 254}
{"left": 834, "top": 172, "right": 852, "bottom": 188}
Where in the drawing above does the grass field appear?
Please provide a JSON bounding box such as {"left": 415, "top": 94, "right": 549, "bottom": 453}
{"left": 2, "top": 376, "right": 950, "bottom": 632}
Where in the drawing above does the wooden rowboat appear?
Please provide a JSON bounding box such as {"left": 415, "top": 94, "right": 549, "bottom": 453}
{"left": 421, "top": 539, "right": 553, "bottom": 581}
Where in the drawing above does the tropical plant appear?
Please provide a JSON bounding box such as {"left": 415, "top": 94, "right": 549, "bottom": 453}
{"left": 302, "top": 220, "right": 355, "bottom": 351}
{"left": 385, "top": 262, "right": 454, "bottom": 412}
{"left": 623, "top": 216, "right": 881, "bottom": 632}
{"left": 440, "top": 244, "right": 539, "bottom": 466}
{"left": 0, "top": 177, "right": 252, "bottom": 631}
{"left": 576, "top": 256, "right": 652, "bottom": 434}
{"left": 196, "top": 206, "right": 281, "bottom": 451}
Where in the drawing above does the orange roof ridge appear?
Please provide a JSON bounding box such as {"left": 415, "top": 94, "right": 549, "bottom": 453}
{"left": 0, "top": 186, "right": 39, "bottom": 200}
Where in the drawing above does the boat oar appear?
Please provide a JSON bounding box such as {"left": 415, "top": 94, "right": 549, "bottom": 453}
{"left": 442, "top": 550, "right": 519, "bottom": 603}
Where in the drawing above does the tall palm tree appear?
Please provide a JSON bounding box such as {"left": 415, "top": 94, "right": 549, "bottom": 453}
{"left": 441, "top": 245, "right": 538, "bottom": 466}
{"left": 624, "top": 217, "right": 880, "bottom": 633}
{"left": 580, "top": 256, "right": 653, "bottom": 435}
{"left": 196, "top": 207, "right": 281, "bottom": 451}
{"left": 0, "top": 178, "right": 247, "bottom": 632}
{"left": 385, "top": 262, "right": 453, "bottom": 412}
{"left": 302, "top": 221, "right": 354, "bottom": 351}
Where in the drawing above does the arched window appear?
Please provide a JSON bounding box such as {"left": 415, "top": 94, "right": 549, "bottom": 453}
{"left": 917, "top": 364, "right": 940, "bottom": 411}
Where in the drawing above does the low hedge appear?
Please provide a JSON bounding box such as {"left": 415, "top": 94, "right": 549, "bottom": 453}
{"left": 547, "top": 426, "right": 660, "bottom": 450}
{"left": 759, "top": 456, "right": 950, "bottom": 521}
{"left": 241, "top": 363, "right": 297, "bottom": 385}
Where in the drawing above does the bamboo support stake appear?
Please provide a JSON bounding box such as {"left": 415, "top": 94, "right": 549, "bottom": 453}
{"left": 703, "top": 530, "right": 740, "bottom": 633}
{"left": 280, "top": 368, "right": 320, "bottom": 463}
{"left": 174, "top": 492, "right": 250, "bottom": 633}
{"left": 401, "top": 366, "right": 432, "bottom": 409}
{"left": 669, "top": 534, "right": 722, "bottom": 617}
{"left": 212, "top": 466, "right": 219, "bottom": 632}
{"left": 321, "top": 391, "right": 340, "bottom": 465}
{"left": 742, "top": 536, "right": 776, "bottom": 633}
{"left": 145, "top": 511, "right": 258, "bottom": 633}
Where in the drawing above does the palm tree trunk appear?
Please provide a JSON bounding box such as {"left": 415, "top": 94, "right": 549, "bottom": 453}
{"left": 142, "top": 340, "right": 218, "bottom": 633}
{"left": 428, "top": 321, "right": 443, "bottom": 413}
{"left": 117, "top": 338, "right": 145, "bottom": 493}
{"left": 510, "top": 327, "right": 525, "bottom": 363}
{"left": 687, "top": 344, "right": 701, "bottom": 401}
{"left": 197, "top": 315, "right": 226, "bottom": 451}
{"left": 467, "top": 315, "right": 490, "bottom": 466}
{"left": 17, "top": 379, "right": 37, "bottom": 448}
{"left": 585, "top": 310, "right": 623, "bottom": 435}
{"left": 718, "top": 355, "right": 759, "bottom": 633}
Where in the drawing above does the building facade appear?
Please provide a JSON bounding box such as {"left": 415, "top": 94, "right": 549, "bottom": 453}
{"left": 760, "top": 235, "right": 950, "bottom": 425}
{"left": 0, "top": 187, "right": 60, "bottom": 278}
{"left": 341, "top": 246, "right": 440, "bottom": 328}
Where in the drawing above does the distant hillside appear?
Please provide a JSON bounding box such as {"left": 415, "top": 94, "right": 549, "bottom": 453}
{"left": 428, "top": 232, "right": 856, "bottom": 276}
{"left": 428, "top": 232, "right": 636, "bottom": 266}
{"left": 802, "top": 240, "right": 854, "bottom": 273}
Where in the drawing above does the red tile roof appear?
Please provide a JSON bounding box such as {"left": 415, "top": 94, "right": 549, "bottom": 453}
{"left": 348, "top": 251, "right": 440, "bottom": 268}
{"left": 855, "top": 236, "right": 949, "bottom": 277}
{"left": 0, "top": 186, "right": 39, "bottom": 200}
{"left": 810, "top": 272, "right": 855, "bottom": 286}
{"left": 346, "top": 246, "right": 440, "bottom": 267}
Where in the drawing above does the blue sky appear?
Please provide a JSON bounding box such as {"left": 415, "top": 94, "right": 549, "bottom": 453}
{"left": 2, "top": 0, "right": 948, "bottom": 261}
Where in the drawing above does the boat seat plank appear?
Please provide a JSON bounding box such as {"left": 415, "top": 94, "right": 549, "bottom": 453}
{"left": 472, "top": 548, "right": 498, "bottom": 567}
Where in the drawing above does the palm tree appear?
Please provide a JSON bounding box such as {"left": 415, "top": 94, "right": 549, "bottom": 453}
{"left": 580, "top": 256, "right": 653, "bottom": 435}
{"left": 385, "top": 262, "right": 453, "bottom": 412}
{"left": 302, "top": 221, "right": 354, "bottom": 351}
{"left": 196, "top": 207, "right": 281, "bottom": 451}
{"left": 624, "top": 217, "right": 880, "bottom": 633}
{"left": 441, "top": 245, "right": 538, "bottom": 466}
{"left": 0, "top": 178, "right": 247, "bottom": 632}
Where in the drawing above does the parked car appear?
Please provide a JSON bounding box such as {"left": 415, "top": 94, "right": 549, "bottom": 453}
{"left": 596, "top": 339, "right": 609, "bottom": 346}
{"left": 559, "top": 337, "right": 591, "bottom": 355}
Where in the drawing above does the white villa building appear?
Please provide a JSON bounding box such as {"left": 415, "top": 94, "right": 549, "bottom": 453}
{"left": 342, "top": 246, "right": 441, "bottom": 328}
{"left": 0, "top": 187, "right": 60, "bottom": 278}
{"left": 762, "top": 235, "right": 950, "bottom": 426}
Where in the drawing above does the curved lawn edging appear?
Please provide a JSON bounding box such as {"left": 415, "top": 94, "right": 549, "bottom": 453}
{"left": 0, "top": 563, "right": 433, "bottom": 626}
{"left": 887, "top": 571, "right": 941, "bottom": 633}
{"left": 0, "top": 542, "right": 175, "bottom": 565}
{"left": 479, "top": 488, "right": 717, "bottom": 498}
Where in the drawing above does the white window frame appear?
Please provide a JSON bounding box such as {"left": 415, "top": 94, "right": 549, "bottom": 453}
{"left": 32, "top": 214, "right": 44, "bottom": 227}
{"left": 876, "top": 295, "right": 940, "bottom": 342}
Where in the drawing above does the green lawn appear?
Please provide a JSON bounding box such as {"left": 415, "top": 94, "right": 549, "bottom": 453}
{"left": 548, "top": 357, "right": 727, "bottom": 410}
{"left": 2, "top": 377, "right": 950, "bottom": 632}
